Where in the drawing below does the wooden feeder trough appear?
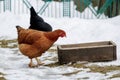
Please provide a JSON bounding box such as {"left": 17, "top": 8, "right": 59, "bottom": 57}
{"left": 57, "top": 41, "right": 117, "bottom": 64}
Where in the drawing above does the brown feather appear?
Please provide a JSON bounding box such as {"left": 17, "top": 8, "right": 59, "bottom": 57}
{"left": 16, "top": 26, "right": 66, "bottom": 59}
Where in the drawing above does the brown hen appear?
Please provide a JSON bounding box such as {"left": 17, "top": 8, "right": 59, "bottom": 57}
{"left": 16, "top": 26, "right": 66, "bottom": 67}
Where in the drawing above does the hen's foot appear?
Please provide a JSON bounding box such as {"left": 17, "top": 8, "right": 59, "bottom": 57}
{"left": 38, "top": 62, "right": 44, "bottom": 66}
{"left": 35, "top": 57, "right": 44, "bottom": 66}
{"left": 28, "top": 63, "right": 37, "bottom": 68}
{"left": 29, "top": 59, "right": 38, "bottom": 68}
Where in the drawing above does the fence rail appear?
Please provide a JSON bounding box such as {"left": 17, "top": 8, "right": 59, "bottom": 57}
{"left": 0, "top": 0, "right": 120, "bottom": 19}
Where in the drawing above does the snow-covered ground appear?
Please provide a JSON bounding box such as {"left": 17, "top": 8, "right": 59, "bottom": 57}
{"left": 0, "top": 11, "right": 120, "bottom": 80}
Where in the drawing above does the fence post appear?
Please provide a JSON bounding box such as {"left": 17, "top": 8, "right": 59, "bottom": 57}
{"left": 23, "top": 0, "right": 32, "bottom": 9}
{"left": 3, "top": 0, "right": 11, "bottom": 12}
{"left": 115, "top": 0, "right": 119, "bottom": 16}
{"left": 38, "top": 1, "right": 51, "bottom": 15}
{"left": 63, "top": 0, "right": 71, "bottom": 17}
{"left": 97, "top": 0, "right": 113, "bottom": 18}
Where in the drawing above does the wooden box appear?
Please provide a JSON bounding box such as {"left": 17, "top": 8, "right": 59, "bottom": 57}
{"left": 57, "top": 41, "right": 116, "bottom": 64}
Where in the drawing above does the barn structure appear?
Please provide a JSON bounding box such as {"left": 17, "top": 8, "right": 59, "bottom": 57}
{"left": 0, "top": 0, "right": 120, "bottom": 19}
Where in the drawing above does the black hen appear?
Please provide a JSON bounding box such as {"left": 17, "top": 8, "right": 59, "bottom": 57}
{"left": 29, "top": 7, "right": 52, "bottom": 31}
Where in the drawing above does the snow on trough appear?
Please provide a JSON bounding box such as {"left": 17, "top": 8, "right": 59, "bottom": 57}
{"left": 0, "top": 11, "right": 120, "bottom": 80}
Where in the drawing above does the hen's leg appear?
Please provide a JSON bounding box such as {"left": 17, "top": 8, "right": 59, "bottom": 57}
{"left": 35, "top": 57, "right": 44, "bottom": 66}
{"left": 29, "top": 59, "right": 36, "bottom": 68}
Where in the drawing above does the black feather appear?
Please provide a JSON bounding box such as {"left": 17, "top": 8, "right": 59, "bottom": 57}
{"left": 29, "top": 6, "right": 52, "bottom": 32}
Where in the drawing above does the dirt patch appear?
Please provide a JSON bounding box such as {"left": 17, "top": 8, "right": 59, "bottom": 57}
{"left": 45, "top": 62, "right": 60, "bottom": 67}
{"left": 88, "top": 65, "right": 120, "bottom": 74}
{"left": 62, "top": 70, "right": 82, "bottom": 76}
{"left": 0, "top": 72, "right": 6, "bottom": 80}
{"left": 71, "top": 63, "right": 120, "bottom": 74}
{"left": 0, "top": 39, "right": 18, "bottom": 48}
{"left": 109, "top": 73, "right": 120, "bottom": 79}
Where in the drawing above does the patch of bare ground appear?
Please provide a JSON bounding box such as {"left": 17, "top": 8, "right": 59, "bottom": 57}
{"left": 0, "top": 39, "right": 17, "bottom": 48}
{"left": 0, "top": 72, "right": 6, "bottom": 80}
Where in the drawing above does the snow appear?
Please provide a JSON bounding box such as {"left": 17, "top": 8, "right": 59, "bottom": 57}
{"left": 0, "top": 11, "right": 120, "bottom": 80}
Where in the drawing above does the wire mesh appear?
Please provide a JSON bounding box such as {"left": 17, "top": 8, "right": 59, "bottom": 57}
{"left": 0, "top": 0, "right": 119, "bottom": 19}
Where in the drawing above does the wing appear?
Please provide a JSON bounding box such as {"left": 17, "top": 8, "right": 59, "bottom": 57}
{"left": 18, "top": 29, "right": 44, "bottom": 44}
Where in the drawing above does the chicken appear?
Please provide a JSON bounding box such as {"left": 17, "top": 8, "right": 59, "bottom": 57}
{"left": 16, "top": 26, "right": 66, "bottom": 67}
{"left": 29, "top": 6, "right": 52, "bottom": 31}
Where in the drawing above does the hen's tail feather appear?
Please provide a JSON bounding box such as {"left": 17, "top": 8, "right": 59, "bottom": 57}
{"left": 16, "top": 25, "right": 25, "bottom": 33}
{"left": 16, "top": 25, "right": 20, "bottom": 28}
{"left": 30, "top": 6, "right": 37, "bottom": 17}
